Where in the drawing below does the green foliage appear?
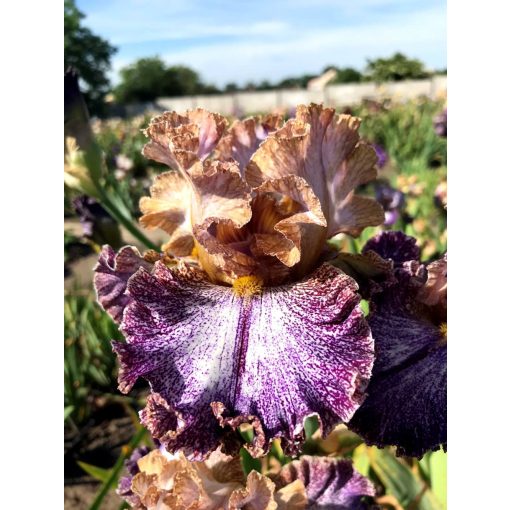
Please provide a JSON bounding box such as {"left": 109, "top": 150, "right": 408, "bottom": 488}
{"left": 114, "top": 57, "right": 219, "bottom": 104}
{"left": 77, "top": 461, "right": 112, "bottom": 483}
{"left": 64, "top": 292, "right": 122, "bottom": 423}
{"left": 355, "top": 99, "right": 446, "bottom": 170}
{"left": 277, "top": 74, "right": 317, "bottom": 89}
{"left": 64, "top": 0, "right": 116, "bottom": 116}
{"left": 367, "top": 448, "right": 445, "bottom": 509}
{"left": 88, "top": 428, "right": 148, "bottom": 510}
{"left": 323, "top": 65, "right": 363, "bottom": 84}
{"left": 365, "top": 52, "right": 429, "bottom": 83}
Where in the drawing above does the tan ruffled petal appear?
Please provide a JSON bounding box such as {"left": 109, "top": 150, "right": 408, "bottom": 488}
{"left": 187, "top": 160, "right": 257, "bottom": 284}
{"left": 127, "top": 449, "right": 244, "bottom": 510}
{"left": 228, "top": 471, "right": 278, "bottom": 510}
{"left": 142, "top": 109, "right": 228, "bottom": 172}
{"left": 204, "top": 450, "right": 245, "bottom": 484}
{"left": 190, "top": 160, "right": 252, "bottom": 227}
{"left": 274, "top": 480, "right": 307, "bottom": 510}
{"left": 131, "top": 472, "right": 161, "bottom": 508}
{"left": 253, "top": 175, "right": 327, "bottom": 274}
{"left": 216, "top": 114, "right": 283, "bottom": 174}
{"left": 139, "top": 171, "right": 194, "bottom": 256}
{"left": 417, "top": 254, "right": 447, "bottom": 319}
{"left": 193, "top": 220, "right": 259, "bottom": 285}
{"left": 247, "top": 103, "right": 384, "bottom": 238}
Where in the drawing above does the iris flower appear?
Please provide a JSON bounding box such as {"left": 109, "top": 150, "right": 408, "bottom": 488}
{"left": 348, "top": 231, "right": 446, "bottom": 457}
{"left": 95, "top": 105, "right": 384, "bottom": 460}
{"left": 73, "top": 195, "right": 122, "bottom": 248}
{"left": 117, "top": 446, "right": 375, "bottom": 509}
{"left": 374, "top": 182, "right": 405, "bottom": 226}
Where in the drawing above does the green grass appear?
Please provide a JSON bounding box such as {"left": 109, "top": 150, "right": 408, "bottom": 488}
{"left": 64, "top": 292, "right": 122, "bottom": 424}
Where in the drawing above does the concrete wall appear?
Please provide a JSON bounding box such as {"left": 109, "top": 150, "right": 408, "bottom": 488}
{"left": 145, "top": 75, "right": 446, "bottom": 116}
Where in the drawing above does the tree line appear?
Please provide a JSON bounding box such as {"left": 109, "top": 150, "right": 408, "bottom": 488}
{"left": 65, "top": 0, "right": 446, "bottom": 116}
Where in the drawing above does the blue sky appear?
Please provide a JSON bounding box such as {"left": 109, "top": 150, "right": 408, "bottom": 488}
{"left": 77, "top": 0, "right": 446, "bottom": 87}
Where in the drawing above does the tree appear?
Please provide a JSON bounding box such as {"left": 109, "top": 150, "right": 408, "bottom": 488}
{"left": 114, "top": 57, "right": 168, "bottom": 103}
{"left": 64, "top": 0, "right": 116, "bottom": 116}
{"left": 224, "top": 82, "right": 239, "bottom": 92}
{"left": 277, "top": 74, "right": 316, "bottom": 89}
{"left": 333, "top": 67, "right": 362, "bottom": 84}
{"left": 364, "top": 53, "right": 429, "bottom": 83}
{"left": 256, "top": 80, "right": 273, "bottom": 91}
{"left": 114, "top": 58, "right": 216, "bottom": 103}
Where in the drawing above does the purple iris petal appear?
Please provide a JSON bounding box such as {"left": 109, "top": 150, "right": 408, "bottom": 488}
{"left": 372, "top": 144, "right": 388, "bottom": 168}
{"left": 374, "top": 183, "right": 405, "bottom": 226}
{"left": 113, "top": 260, "right": 374, "bottom": 460}
{"left": 275, "top": 456, "right": 375, "bottom": 509}
{"left": 363, "top": 230, "right": 420, "bottom": 266}
{"left": 117, "top": 446, "right": 151, "bottom": 506}
{"left": 383, "top": 210, "right": 399, "bottom": 226}
{"left": 434, "top": 109, "right": 447, "bottom": 137}
{"left": 72, "top": 196, "right": 122, "bottom": 247}
{"left": 94, "top": 245, "right": 153, "bottom": 324}
{"left": 350, "top": 232, "right": 446, "bottom": 458}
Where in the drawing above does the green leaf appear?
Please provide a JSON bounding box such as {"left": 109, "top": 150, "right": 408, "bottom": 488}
{"left": 352, "top": 444, "right": 370, "bottom": 476}
{"left": 368, "top": 448, "right": 443, "bottom": 510}
{"left": 240, "top": 447, "right": 262, "bottom": 475}
{"left": 429, "top": 451, "right": 447, "bottom": 508}
{"left": 77, "top": 461, "right": 112, "bottom": 483}
{"left": 64, "top": 406, "right": 75, "bottom": 421}
{"left": 88, "top": 427, "right": 147, "bottom": 510}
{"left": 304, "top": 415, "right": 320, "bottom": 439}
{"left": 360, "top": 299, "right": 370, "bottom": 317}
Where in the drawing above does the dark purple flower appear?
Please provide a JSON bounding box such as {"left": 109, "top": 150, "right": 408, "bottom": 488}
{"left": 349, "top": 231, "right": 446, "bottom": 458}
{"left": 274, "top": 456, "right": 376, "bottom": 509}
{"left": 374, "top": 182, "right": 405, "bottom": 226}
{"left": 372, "top": 143, "right": 388, "bottom": 169}
{"left": 434, "top": 108, "right": 447, "bottom": 137}
{"left": 72, "top": 196, "right": 122, "bottom": 247}
{"left": 98, "top": 257, "right": 374, "bottom": 461}
{"left": 363, "top": 230, "right": 420, "bottom": 265}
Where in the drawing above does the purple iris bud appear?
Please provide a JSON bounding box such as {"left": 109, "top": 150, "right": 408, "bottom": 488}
{"left": 72, "top": 196, "right": 122, "bottom": 248}
{"left": 434, "top": 108, "right": 447, "bottom": 137}
{"left": 372, "top": 143, "right": 388, "bottom": 168}
{"left": 374, "top": 183, "right": 405, "bottom": 226}
{"left": 117, "top": 446, "right": 151, "bottom": 505}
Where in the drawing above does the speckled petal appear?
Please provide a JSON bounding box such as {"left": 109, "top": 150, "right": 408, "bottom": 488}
{"left": 93, "top": 245, "right": 153, "bottom": 324}
{"left": 274, "top": 456, "right": 375, "bottom": 509}
{"left": 348, "top": 258, "right": 447, "bottom": 458}
{"left": 247, "top": 104, "right": 384, "bottom": 238}
{"left": 114, "top": 262, "right": 374, "bottom": 460}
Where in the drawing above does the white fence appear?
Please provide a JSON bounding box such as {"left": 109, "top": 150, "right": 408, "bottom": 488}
{"left": 147, "top": 76, "right": 446, "bottom": 116}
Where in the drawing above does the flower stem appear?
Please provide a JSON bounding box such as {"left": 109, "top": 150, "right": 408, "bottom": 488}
{"left": 98, "top": 190, "right": 159, "bottom": 251}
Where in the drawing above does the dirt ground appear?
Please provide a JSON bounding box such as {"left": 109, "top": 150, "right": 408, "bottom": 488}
{"left": 64, "top": 401, "right": 140, "bottom": 509}
{"left": 64, "top": 483, "right": 122, "bottom": 510}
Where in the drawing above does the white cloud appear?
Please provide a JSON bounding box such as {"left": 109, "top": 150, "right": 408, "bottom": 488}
{"left": 84, "top": 0, "right": 445, "bottom": 86}
{"left": 152, "top": 6, "right": 446, "bottom": 86}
